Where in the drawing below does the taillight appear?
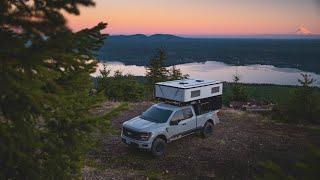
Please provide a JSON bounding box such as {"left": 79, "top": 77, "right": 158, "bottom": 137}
{"left": 217, "top": 111, "right": 222, "bottom": 118}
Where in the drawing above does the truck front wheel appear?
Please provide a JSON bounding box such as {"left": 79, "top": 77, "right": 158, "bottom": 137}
{"left": 202, "top": 121, "right": 213, "bottom": 138}
{"left": 151, "top": 138, "right": 166, "bottom": 157}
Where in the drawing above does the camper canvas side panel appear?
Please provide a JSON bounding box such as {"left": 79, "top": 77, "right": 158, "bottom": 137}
{"left": 155, "top": 85, "right": 185, "bottom": 102}
{"left": 184, "top": 83, "right": 223, "bottom": 102}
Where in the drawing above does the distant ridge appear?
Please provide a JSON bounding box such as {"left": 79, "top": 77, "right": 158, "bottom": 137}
{"left": 108, "top": 34, "right": 147, "bottom": 40}
{"left": 149, "top": 34, "right": 183, "bottom": 40}
{"left": 108, "top": 34, "right": 184, "bottom": 40}
{"left": 99, "top": 33, "right": 320, "bottom": 74}
{"left": 108, "top": 33, "right": 320, "bottom": 40}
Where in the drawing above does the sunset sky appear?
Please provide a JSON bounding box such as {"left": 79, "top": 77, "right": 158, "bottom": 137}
{"left": 66, "top": 0, "right": 320, "bottom": 36}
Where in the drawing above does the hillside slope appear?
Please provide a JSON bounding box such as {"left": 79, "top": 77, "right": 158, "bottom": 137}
{"left": 83, "top": 102, "right": 320, "bottom": 179}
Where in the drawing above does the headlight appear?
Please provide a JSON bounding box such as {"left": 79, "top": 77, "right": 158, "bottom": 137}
{"left": 140, "top": 132, "right": 152, "bottom": 141}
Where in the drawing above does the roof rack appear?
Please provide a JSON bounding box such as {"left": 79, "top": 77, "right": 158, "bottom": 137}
{"left": 156, "top": 98, "right": 199, "bottom": 107}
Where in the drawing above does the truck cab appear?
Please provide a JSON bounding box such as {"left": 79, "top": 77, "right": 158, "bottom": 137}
{"left": 121, "top": 79, "right": 223, "bottom": 156}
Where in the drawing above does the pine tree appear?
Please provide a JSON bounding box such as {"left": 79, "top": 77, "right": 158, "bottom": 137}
{"left": 145, "top": 49, "right": 190, "bottom": 98}
{"left": 231, "top": 74, "right": 248, "bottom": 102}
{"left": 145, "top": 48, "right": 169, "bottom": 83}
{"left": 145, "top": 48, "right": 169, "bottom": 97}
{"left": 103, "top": 71, "right": 144, "bottom": 101}
{"left": 168, "top": 65, "right": 189, "bottom": 80}
{"left": 0, "top": 0, "right": 107, "bottom": 178}
{"left": 298, "top": 73, "right": 316, "bottom": 87}
{"left": 287, "top": 73, "right": 319, "bottom": 123}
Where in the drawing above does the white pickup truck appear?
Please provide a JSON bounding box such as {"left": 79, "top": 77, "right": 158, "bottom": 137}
{"left": 121, "top": 79, "right": 223, "bottom": 156}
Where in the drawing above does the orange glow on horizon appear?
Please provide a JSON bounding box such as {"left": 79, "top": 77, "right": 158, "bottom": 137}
{"left": 65, "top": 0, "right": 320, "bottom": 36}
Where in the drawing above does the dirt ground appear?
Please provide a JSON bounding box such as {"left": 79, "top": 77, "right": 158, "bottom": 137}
{"left": 83, "top": 102, "right": 320, "bottom": 179}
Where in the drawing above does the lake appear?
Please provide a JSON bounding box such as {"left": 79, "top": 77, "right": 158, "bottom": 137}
{"left": 92, "top": 61, "right": 320, "bottom": 87}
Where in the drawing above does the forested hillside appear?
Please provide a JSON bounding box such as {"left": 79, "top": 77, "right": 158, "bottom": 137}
{"left": 98, "top": 34, "right": 320, "bottom": 73}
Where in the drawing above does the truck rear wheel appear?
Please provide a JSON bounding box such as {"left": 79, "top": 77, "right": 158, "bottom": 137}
{"left": 202, "top": 121, "right": 213, "bottom": 138}
{"left": 151, "top": 138, "right": 166, "bottom": 157}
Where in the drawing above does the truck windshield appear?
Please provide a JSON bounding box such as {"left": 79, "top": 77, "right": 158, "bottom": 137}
{"left": 140, "top": 106, "right": 173, "bottom": 123}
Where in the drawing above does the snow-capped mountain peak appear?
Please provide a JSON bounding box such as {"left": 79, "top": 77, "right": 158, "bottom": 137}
{"left": 296, "top": 27, "right": 312, "bottom": 35}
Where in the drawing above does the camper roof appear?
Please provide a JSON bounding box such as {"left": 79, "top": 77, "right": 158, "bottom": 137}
{"left": 156, "top": 79, "right": 221, "bottom": 89}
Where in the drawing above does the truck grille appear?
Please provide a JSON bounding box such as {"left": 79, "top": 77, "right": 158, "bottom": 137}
{"left": 122, "top": 127, "right": 141, "bottom": 140}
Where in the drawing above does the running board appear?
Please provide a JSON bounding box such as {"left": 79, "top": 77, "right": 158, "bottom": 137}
{"left": 168, "top": 128, "right": 202, "bottom": 142}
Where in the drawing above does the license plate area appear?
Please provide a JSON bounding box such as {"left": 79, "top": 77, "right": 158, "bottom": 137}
{"left": 122, "top": 138, "right": 140, "bottom": 148}
{"left": 122, "top": 138, "right": 130, "bottom": 145}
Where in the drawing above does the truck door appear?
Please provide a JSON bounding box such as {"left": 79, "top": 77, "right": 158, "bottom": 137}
{"left": 181, "top": 107, "right": 197, "bottom": 132}
{"left": 167, "top": 110, "right": 187, "bottom": 139}
{"left": 167, "top": 107, "right": 197, "bottom": 140}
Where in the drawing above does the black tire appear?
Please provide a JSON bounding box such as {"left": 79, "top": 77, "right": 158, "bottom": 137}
{"left": 202, "top": 121, "right": 213, "bottom": 138}
{"left": 151, "top": 138, "right": 166, "bottom": 157}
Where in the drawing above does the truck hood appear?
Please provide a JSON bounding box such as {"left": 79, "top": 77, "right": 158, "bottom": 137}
{"left": 123, "top": 116, "right": 164, "bottom": 132}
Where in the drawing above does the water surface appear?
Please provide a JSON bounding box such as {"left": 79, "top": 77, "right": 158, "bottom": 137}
{"left": 92, "top": 61, "right": 320, "bottom": 87}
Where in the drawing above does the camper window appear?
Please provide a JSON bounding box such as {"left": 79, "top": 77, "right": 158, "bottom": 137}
{"left": 191, "top": 90, "right": 200, "bottom": 98}
{"left": 211, "top": 87, "right": 220, "bottom": 94}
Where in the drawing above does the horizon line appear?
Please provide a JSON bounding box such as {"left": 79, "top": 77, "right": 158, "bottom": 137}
{"left": 108, "top": 33, "right": 320, "bottom": 38}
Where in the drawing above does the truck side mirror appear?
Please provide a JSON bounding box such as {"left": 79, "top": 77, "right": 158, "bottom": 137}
{"left": 170, "top": 120, "right": 179, "bottom": 126}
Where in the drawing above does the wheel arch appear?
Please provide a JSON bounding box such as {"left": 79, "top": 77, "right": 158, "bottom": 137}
{"left": 207, "top": 119, "right": 214, "bottom": 125}
{"left": 155, "top": 134, "right": 168, "bottom": 143}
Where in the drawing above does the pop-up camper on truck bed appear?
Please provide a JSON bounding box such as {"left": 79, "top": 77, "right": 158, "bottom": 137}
{"left": 121, "top": 79, "right": 223, "bottom": 156}
{"left": 155, "top": 79, "right": 223, "bottom": 102}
